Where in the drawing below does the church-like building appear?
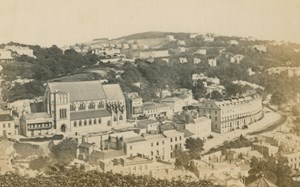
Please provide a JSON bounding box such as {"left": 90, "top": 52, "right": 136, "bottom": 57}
{"left": 20, "top": 81, "right": 127, "bottom": 137}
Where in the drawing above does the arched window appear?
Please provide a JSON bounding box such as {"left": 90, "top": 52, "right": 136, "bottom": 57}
{"left": 88, "top": 102, "right": 95, "bottom": 110}
{"left": 94, "top": 119, "right": 97, "bottom": 124}
{"left": 119, "top": 115, "right": 123, "bottom": 120}
{"left": 107, "top": 120, "right": 111, "bottom": 126}
{"left": 74, "top": 121, "right": 77, "bottom": 127}
{"left": 70, "top": 103, "right": 76, "bottom": 111}
{"left": 84, "top": 120, "right": 87, "bottom": 126}
{"left": 113, "top": 116, "right": 117, "bottom": 121}
{"left": 79, "top": 103, "right": 86, "bottom": 110}
{"left": 89, "top": 119, "right": 92, "bottom": 125}
{"left": 98, "top": 101, "right": 104, "bottom": 109}
{"left": 79, "top": 121, "right": 82, "bottom": 126}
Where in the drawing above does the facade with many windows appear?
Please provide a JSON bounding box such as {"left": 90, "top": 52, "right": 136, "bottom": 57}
{"left": 194, "top": 95, "right": 263, "bottom": 133}
{"left": 43, "top": 81, "right": 127, "bottom": 136}
{"left": 0, "top": 113, "right": 16, "bottom": 137}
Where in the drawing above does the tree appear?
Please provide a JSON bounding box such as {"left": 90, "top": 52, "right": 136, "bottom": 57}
{"left": 270, "top": 91, "right": 287, "bottom": 106}
{"left": 207, "top": 90, "right": 223, "bottom": 100}
{"left": 29, "top": 156, "right": 49, "bottom": 170}
{"left": 174, "top": 151, "right": 191, "bottom": 169}
{"left": 184, "top": 137, "right": 204, "bottom": 158}
{"left": 247, "top": 156, "right": 292, "bottom": 187}
{"left": 50, "top": 138, "right": 78, "bottom": 165}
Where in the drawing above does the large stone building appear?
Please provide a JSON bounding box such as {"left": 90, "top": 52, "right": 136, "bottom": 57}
{"left": 38, "top": 81, "right": 127, "bottom": 136}
{"left": 193, "top": 95, "right": 263, "bottom": 133}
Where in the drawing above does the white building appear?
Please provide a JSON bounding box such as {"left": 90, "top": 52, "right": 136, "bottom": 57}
{"left": 167, "top": 35, "right": 175, "bottom": 41}
{"left": 0, "top": 49, "right": 14, "bottom": 63}
{"left": 5, "top": 45, "right": 35, "bottom": 58}
{"left": 229, "top": 40, "right": 239, "bottom": 45}
{"left": 203, "top": 35, "right": 215, "bottom": 42}
{"left": 230, "top": 54, "right": 245, "bottom": 64}
{"left": 0, "top": 113, "right": 17, "bottom": 137}
{"left": 193, "top": 58, "right": 201, "bottom": 64}
{"left": 139, "top": 50, "right": 169, "bottom": 59}
{"left": 178, "top": 47, "right": 187, "bottom": 53}
{"left": 195, "top": 49, "right": 207, "bottom": 55}
{"left": 177, "top": 40, "right": 186, "bottom": 46}
{"left": 208, "top": 58, "right": 217, "bottom": 67}
{"left": 253, "top": 45, "right": 267, "bottom": 52}
{"left": 194, "top": 95, "right": 263, "bottom": 133}
{"left": 185, "top": 117, "right": 211, "bottom": 140}
{"left": 179, "top": 57, "right": 188, "bottom": 64}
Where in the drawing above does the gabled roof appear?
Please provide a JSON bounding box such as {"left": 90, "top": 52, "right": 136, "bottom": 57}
{"left": 103, "top": 84, "right": 125, "bottom": 100}
{"left": 246, "top": 176, "right": 278, "bottom": 187}
{"left": 48, "top": 81, "right": 106, "bottom": 102}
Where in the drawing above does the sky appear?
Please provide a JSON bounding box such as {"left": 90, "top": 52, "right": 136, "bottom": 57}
{"left": 1, "top": 0, "right": 300, "bottom": 47}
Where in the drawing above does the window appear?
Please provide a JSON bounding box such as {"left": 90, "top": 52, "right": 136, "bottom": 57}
{"left": 175, "top": 137, "right": 177, "bottom": 141}
{"left": 119, "top": 115, "right": 123, "bottom": 120}
{"left": 8, "top": 123, "right": 10, "bottom": 128}
{"left": 74, "top": 121, "right": 77, "bottom": 127}
{"left": 114, "top": 116, "right": 117, "bottom": 121}
{"left": 89, "top": 119, "right": 92, "bottom": 125}
{"left": 94, "top": 119, "right": 97, "bottom": 124}
{"left": 98, "top": 118, "right": 102, "bottom": 124}
{"left": 157, "top": 142, "right": 159, "bottom": 146}
{"left": 79, "top": 103, "right": 86, "bottom": 110}
{"left": 151, "top": 143, "right": 153, "bottom": 147}
{"left": 151, "top": 151, "right": 153, "bottom": 156}
{"left": 84, "top": 120, "right": 87, "bottom": 126}
{"left": 88, "top": 102, "right": 95, "bottom": 110}
{"left": 162, "top": 141, "right": 165, "bottom": 145}
{"left": 3, "top": 124, "right": 5, "bottom": 128}
{"left": 130, "top": 146, "right": 132, "bottom": 150}
{"left": 107, "top": 120, "right": 111, "bottom": 126}
{"left": 70, "top": 104, "right": 76, "bottom": 111}
{"left": 59, "top": 109, "right": 67, "bottom": 119}
{"left": 215, "top": 117, "right": 218, "bottom": 121}
{"left": 170, "top": 138, "right": 172, "bottom": 142}
{"left": 98, "top": 101, "right": 104, "bottom": 109}
{"left": 79, "top": 121, "right": 82, "bottom": 126}
{"left": 179, "top": 136, "right": 182, "bottom": 141}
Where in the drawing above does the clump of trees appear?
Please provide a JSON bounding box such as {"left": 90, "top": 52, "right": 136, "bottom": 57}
{"left": 49, "top": 138, "right": 78, "bottom": 165}
{"left": 246, "top": 156, "right": 293, "bottom": 187}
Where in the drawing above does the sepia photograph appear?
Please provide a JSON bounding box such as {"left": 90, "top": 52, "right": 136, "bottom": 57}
{"left": 0, "top": 0, "right": 300, "bottom": 186}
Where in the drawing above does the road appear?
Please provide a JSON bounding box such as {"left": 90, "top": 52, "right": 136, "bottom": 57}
{"left": 203, "top": 107, "right": 282, "bottom": 152}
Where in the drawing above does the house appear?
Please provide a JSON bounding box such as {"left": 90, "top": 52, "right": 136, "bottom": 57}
{"left": 185, "top": 116, "right": 211, "bottom": 140}
{"left": 99, "top": 156, "right": 174, "bottom": 178}
{"left": 253, "top": 45, "right": 267, "bottom": 52}
{"left": 122, "top": 43, "right": 130, "bottom": 49}
{"left": 178, "top": 47, "right": 187, "bottom": 53}
{"left": 0, "top": 49, "right": 14, "bottom": 63}
{"left": 142, "top": 102, "right": 173, "bottom": 119}
{"left": 203, "top": 35, "right": 214, "bottom": 42}
{"left": 167, "top": 35, "right": 175, "bottom": 41}
{"left": 5, "top": 45, "right": 35, "bottom": 58}
{"left": 193, "top": 58, "right": 201, "bottom": 64}
{"left": 208, "top": 58, "right": 217, "bottom": 67}
{"left": 229, "top": 40, "right": 239, "bottom": 45}
{"left": 246, "top": 175, "right": 278, "bottom": 187}
{"left": 179, "top": 57, "right": 188, "bottom": 64}
{"left": 19, "top": 111, "right": 53, "bottom": 137}
{"left": 195, "top": 49, "right": 207, "bottom": 55}
{"left": 190, "top": 33, "right": 199, "bottom": 38}
{"left": 138, "top": 50, "right": 169, "bottom": 59}
{"left": 0, "top": 113, "right": 17, "bottom": 137}
{"left": 136, "top": 119, "right": 160, "bottom": 134}
{"left": 177, "top": 40, "right": 186, "bottom": 46}
{"left": 230, "top": 55, "right": 245, "bottom": 64}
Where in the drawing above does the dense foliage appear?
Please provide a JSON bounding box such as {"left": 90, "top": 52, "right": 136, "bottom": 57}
{"left": 246, "top": 156, "right": 293, "bottom": 187}
{"left": 0, "top": 166, "right": 222, "bottom": 187}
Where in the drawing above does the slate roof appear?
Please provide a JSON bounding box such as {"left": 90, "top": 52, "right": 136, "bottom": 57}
{"left": 103, "top": 84, "right": 125, "bottom": 100}
{"left": 70, "top": 110, "right": 111, "bottom": 120}
{"left": 0, "top": 114, "right": 14, "bottom": 122}
{"left": 48, "top": 81, "right": 106, "bottom": 102}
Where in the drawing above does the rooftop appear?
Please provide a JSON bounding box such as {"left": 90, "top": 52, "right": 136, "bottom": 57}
{"left": 48, "top": 81, "right": 106, "bottom": 102}
{"left": 0, "top": 114, "right": 14, "bottom": 122}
